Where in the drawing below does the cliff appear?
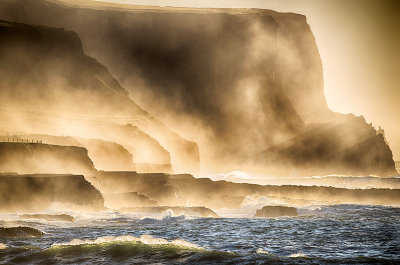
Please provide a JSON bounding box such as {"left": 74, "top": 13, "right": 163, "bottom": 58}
{"left": 0, "top": 142, "right": 96, "bottom": 175}
{"left": 11, "top": 134, "right": 137, "bottom": 171}
{"left": 0, "top": 19, "right": 199, "bottom": 175}
{"left": 0, "top": 0, "right": 395, "bottom": 176}
{"left": 7, "top": 129, "right": 174, "bottom": 173}
{"left": 94, "top": 171, "right": 400, "bottom": 209}
{"left": 262, "top": 115, "right": 397, "bottom": 177}
{"left": 0, "top": 174, "right": 104, "bottom": 212}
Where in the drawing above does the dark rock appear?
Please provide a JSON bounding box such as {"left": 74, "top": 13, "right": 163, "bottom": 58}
{"left": 0, "top": 226, "right": 44, "bottom": 238}
{"left": 254, "top": 206, "right": 298, "bottom": 217}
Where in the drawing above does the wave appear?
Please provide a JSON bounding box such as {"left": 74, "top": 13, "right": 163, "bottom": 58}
{"left": 256, "top": 248, "right": 308, "bottom": 259}
{"left": 138, "top": 215, "right": 186, "bottom": 224}
{"left": 256, "top": 248, "right": 270, "bottom": 255}
{"left": 289, "top": 252, "right": 308, "bottom": 258}
{"left": 0, "top": 226, "right": 44, "bottom": 238}
{"left": 51, "top": 234, "right": 203, "bottom": 250}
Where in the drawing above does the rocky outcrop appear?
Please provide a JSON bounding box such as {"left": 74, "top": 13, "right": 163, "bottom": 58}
{"left": 0, "top": 174, "right": 104, "bottom": 212}
{"left": 0, "top": 19, "right": 199, "bottom": 175}
{"left": 0, "top": 143, "right": 96, "bottom": 175}
{"left": 254, "top": 206, "right": 298, "bottom": 217}
{"left": 0, "top": 227, "right": 44, "bottom": 238}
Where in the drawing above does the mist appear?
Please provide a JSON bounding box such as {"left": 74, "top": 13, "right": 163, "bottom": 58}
{"left": 0, "top": 3, "right": 399, "bottom": 262}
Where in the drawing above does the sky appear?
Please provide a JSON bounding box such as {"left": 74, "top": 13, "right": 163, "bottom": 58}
{"left": 97, "top": 0, "right": 400, "bottom": 159}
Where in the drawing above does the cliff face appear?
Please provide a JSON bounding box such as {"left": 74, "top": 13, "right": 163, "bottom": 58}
{"left": 0, "top": 0, "right": 396, "bottom": 176}
{"left": 0, "top": 174, "right": 104, "bottom": 212}
{"left": 0, "top": 142, "right": 96, "bottom": 175}
{"left": 0, "top": 19, "right": 199, "bottom": 175}
{"left": 0, "top": 0, "right": 313, "bottom": 171}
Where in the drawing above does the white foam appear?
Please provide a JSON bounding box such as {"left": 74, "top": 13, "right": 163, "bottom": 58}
{"left": 289, "top": 252, "right": 308, "bottom": 258}
{"left": 256, "top": 248, "right": 270, "bottom": 254}
{"left": 51, "top": 234, "right": 203, "bottom": 249}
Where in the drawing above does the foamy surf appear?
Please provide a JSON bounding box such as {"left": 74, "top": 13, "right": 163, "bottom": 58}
{"left": 256, "top": 248, "right": 270, "bottom": 255}
{"left": 51, "top": 234, "right": 203, "bottom": 250}
{"left": 289, "top": 252, "right": 308, "bottom": 258}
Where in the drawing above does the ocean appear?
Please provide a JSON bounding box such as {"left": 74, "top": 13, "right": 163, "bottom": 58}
{"left": 1, "top": 204, "right": 399, "bottom": 264}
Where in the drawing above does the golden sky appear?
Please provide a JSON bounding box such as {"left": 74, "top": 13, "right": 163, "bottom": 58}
{"left": 97, "top": 0, "right": 400, "bottom": 159}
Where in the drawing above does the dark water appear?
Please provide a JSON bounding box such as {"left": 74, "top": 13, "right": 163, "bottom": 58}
{"left": 0, "top": 205, "right": 399, "bottom": 264}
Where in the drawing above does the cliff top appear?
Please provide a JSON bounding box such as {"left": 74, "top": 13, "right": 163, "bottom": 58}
{"left": 6, "top": 0, "right": 307, "bottom": 19}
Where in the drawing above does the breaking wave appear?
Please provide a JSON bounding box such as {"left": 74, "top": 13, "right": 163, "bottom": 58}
{"left": 289, "top": 252, "right": 309, "bottom": 258}
{"left": 256, "top": 248, "right": 270, "bottom": 255}
{"left": 51, "top": 234, "right": 203, "bottom": 250}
